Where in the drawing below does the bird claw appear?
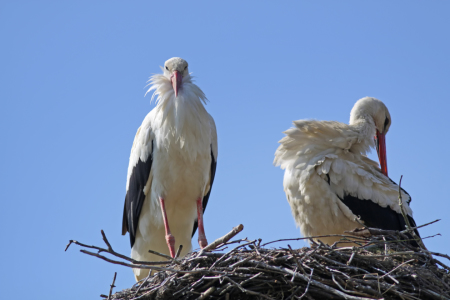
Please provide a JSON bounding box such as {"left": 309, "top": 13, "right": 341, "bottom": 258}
{"left": 166, "top": 234, "right": 176, "bottom": 257}
{"left": 198, "top": 237, "right": 208, "bottom": 249}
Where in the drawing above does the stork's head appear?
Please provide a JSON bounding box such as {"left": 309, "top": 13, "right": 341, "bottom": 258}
{"left": 163, "top": 57, "right": 189, "bottom": 97}
{"left": 350, "top": 97, "right": 391, "bottom": 176}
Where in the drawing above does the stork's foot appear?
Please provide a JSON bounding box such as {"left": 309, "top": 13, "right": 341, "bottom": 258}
{"left": 196, "top": 197, "right": 208, "bottom": 249}
{"left": 198, "top": 236, "right": 208, "bottom": 249}
{"left": 165, "top": 233, "right": 176, "bottom": 258}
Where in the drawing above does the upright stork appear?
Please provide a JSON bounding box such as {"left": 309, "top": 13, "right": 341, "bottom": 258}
{"left": 274, "top": 97, "right": 421, "bottom": 246}
{"left": 122, "top": 57, "right": 218, "bottom": 280}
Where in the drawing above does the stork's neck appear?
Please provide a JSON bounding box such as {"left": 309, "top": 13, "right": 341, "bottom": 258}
{"left": 350, "top": 117, "right": 377, "bottom": 155}
{"left": 148, "top": 75, "right": 211, "bottom": 159}
{"left": 153, "top": 77, "right": 209, "bottom": 128}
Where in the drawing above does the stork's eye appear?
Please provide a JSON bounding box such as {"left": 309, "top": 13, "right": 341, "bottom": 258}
{"left": 384, "top": 117, "right": 390, "bottom": 131}
{"left": 165, "top": 66, "right": 169, "bottom": 71}
{"left": 184, "top": 66, "right": 187, "bottom": 70}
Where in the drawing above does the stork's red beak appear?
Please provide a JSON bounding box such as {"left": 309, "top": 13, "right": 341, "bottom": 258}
{"left": 375, "top": 130, "right": 388, "bottom": 176}
{"left": 171, "top": 71, "right": 182, "bottom": 97}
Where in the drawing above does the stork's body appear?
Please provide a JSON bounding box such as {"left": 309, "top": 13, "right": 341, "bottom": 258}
{"left": 122, "top": 58, "right": 218, "bottom": 280}
{"left": 274, "top": 97, "right": 420, "bottom": 246}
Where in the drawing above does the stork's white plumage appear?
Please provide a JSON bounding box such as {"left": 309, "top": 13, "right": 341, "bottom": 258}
{"left": 122, "top": 57, "right": 218, "bottom": 281}
{"left": 274, "top": 97, "right": 421, "bottom": 246}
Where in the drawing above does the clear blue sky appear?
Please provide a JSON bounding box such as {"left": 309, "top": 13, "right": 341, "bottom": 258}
{"left": 1, "top": 1, "right": 449, "bottom": 298}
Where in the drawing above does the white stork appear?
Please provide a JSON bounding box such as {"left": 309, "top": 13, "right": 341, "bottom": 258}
{"left": 274, "top": 97, "right": 421, "bottom": 246}
{"left": 122, "top": 57, "right": 218, "bottom": 281}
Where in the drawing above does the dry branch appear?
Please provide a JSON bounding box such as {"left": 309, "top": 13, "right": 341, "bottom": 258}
{"left": 108, "top": 272, "right": 117, "bottom": 300}
{"left": 201, "top": 224, "right": 244, "bottom": 252}
{"left": 398, "top": 175, "right": 428, "bottom": 251}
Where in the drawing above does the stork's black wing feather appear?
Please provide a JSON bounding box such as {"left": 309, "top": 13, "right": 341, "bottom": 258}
{"left": 338, "top": 193, "right": 420, "bottom": 247}
{"left": 192, "top": 146, "right": 217, "bottom": 237}
{"left": 325, "top": 174, "right": 420, "bottom": 247}
{"left": 337, "top": 193, "right": 417, "bottom": 232}
{"left": 122, "top": 141, "right": 153, "bottom": 247}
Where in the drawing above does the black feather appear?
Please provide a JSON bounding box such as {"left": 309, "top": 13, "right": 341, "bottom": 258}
{"left": 338, "top": 193, "right": 420, "bottom": 247}
{"left": 192, "top": 146, "right": 217, "bottom": 237}
{"left": 325, "top": 174, "right": 420, "bottom": 247}
{"left": 122, "top": 141, "right": 153, "bottom": 247}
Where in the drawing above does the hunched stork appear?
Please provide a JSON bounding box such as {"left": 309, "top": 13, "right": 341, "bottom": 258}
{"left": 274, "top": 97, "right": 421, "bottom": 246}
{"left": 122, "top": 57, "right": 218, "bottom": 280}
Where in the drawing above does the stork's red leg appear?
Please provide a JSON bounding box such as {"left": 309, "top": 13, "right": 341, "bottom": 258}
{"left": 159, "top": 197, "right": 176, "bottom": 258}
{"left": 196, "top": 197, "right": 208, "bottom": 248}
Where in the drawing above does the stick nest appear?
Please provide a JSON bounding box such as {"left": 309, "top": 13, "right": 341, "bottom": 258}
{"left": 68, "top": 223, "right": 450, "bottom": 300}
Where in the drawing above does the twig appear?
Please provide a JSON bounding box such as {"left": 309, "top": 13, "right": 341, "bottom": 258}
{"left": 201, "top": 224, "right": 244, "bottom": 252}
{"left": 224, "top": 276, "right": 275, "bottom": 300}
{"left": 331, "top": 273, "right": 374, "bottom": 298}
{"left": 287, "top": 245, "right": 306, "bottom": 275}
{"left": 398, "top": 176, "right": 427, "bottom": 251}
{"left": 383, "top": 236, "right": 388, "bottom": 260}
{"left": 148, "top": 249, "right": 181, "bottom": 264}
{"left": 133, "top": 269, "right": 155, "bottom": 297}
{"left": 107, "top": 272, "right": 117, "bottom": 300}
{"left": 66, "top": 231, "right": 174, "bottom": 266}
{"left": 229, "top": 256, "right": 253, "bottom": 269}
{"left": 101, "top": 230, "right": 114, "bottom": 252}
{"left": 261, "top": 234, "right": 367, "bottom": 247}
{"left": 208, "top": 240, "right": 256, "bottom": 270}
{"left": 379, "top": 259, "right": 415, "bottom": 280}
{"left": 240, "top": 272, "right": 263, "bottom": 286}
{"left": 381, "top": 283, "right": 396, "bottom": 296}
{"left": 79, "top": 249, "right": 225, "bottom": 275}
{"left": 347, "top": 247, "right": 357, "bottom": 266}
{"left": 421, "top": 250, "right": 450, "bottom": 262}
{"left": 423, "top": 289, "right": 450, "bottom": 300}
{"left": 197, "top": 287, "right": 216, "bottom": 300}
{"left": 397, "top": 176, "right": 412, "bottom": 228}
{"left": 298, "top": 268, "right": 314, "bottom": 299}
{"left": 81, "top": 250, "right": 154, "bottom": 269}
{"left": 421, "top": 233, "right": 442, "bottom": 240}
{"left": 175, "top": 245, "right": 183, "bottom": 259}
{"left": 370, "top": 267, "right": 400, "bottom": 285}
{"left": 400, "top": 219, "right": 440, "bottom": 233}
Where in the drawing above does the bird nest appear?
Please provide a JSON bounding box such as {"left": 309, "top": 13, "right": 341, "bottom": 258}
{"left": 67, "top": 223, "right": 450, "bottom": 300}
